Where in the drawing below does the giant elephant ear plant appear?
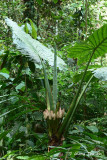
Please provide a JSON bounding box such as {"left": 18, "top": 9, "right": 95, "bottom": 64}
{"left": 5, "top": 18, "right": 107, "bottom": 145}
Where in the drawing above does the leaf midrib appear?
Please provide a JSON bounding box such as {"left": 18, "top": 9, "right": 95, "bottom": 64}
{"left": 91, "top": 37, "right": 107, "bottom": 52}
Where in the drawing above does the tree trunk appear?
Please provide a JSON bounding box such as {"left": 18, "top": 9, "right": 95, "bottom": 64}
{"left": 85, "top": 0, "right": 88, "bottom": 38}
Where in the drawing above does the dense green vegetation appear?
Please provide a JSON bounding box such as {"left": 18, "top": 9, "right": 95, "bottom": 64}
{"left": 0, "top": 0, "right": 107, "bottom": 159}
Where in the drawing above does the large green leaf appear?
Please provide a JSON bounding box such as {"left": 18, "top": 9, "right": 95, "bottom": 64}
{"left": 5, "top": 18, "right": 66, "bottom": 70}
{"left": 68, "top": 24, "right": 107, "bottom": 64}
{"left": 93, "top": 67, "right": 107, "bottom": 81}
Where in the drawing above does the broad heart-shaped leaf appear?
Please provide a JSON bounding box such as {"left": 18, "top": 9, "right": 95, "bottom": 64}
{"left": 5, "top": 18, "right": 66, "bottom": 70}
{"left": 68, "top": 24, "right": 107, "bottom": 64}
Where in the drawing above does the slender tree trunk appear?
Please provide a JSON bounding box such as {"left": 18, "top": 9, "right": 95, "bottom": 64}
{"left": 85, "top": 0, "right": 88, "bottom": 37}
{"left": 96, "top": 0, "right": 100, "bottom": 28}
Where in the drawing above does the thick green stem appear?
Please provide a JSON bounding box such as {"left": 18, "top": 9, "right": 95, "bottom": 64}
{"left": 64, "top": 75, "right": 94, "bottom": 137}
{"left": 57, "top": 50, "right": 95, "bottom": 139}
{"left": 85, "top": 0, "right": 88, "bottom": 37}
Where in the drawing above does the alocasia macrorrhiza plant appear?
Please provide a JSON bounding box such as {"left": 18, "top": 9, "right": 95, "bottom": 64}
{"left": 5, "top": 18, "right": 107, "bottom": 146}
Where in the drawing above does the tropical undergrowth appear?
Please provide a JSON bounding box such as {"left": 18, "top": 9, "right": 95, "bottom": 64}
{"left": 1, "top": 117, "right": 107, "bottom": 160}
{"left": 0, "top": 18, "right": 107, "bottom": 160}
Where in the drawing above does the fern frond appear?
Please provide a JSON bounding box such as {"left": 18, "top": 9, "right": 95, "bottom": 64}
{"left": 5, "top": 18, "right": 66, "bottom": 70}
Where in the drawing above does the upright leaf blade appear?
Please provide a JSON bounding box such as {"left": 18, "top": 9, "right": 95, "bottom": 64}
{"left": 41, "top": 60, "right": 54, "bottom": 111}
{"left": 24, "top": 23, "right": 29, "bottom": 34}
{"left": 29, "top": 19, "right": 37, "bottom": 39}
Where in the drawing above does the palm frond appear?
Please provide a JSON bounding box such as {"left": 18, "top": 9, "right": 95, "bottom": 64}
{"left": 5, "top": 18, "right": 66, "bottom": 70}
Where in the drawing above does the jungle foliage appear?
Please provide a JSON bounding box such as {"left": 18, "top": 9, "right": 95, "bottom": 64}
{"left": 0, "top": 0, "right": 107, "bottom": 160}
